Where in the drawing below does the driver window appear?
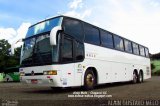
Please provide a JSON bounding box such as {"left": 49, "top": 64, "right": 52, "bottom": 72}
{"left": 61, "top": 37, "right": 73, "bottom": 62}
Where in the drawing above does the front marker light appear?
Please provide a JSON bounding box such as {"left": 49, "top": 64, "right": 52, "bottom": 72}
{"left": 43, "top": 71, "right": 48, "bottom": 75}
{"left": 20, "top": 72, "right": 25, "bottom": 76}
{"left": 43, "top": 70, "right": 57, "bottom": 75}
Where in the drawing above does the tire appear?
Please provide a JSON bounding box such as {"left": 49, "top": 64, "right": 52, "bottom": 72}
{"left": 7, "top": 78, "right": 9, "bottom": 82}
{"left": 132, "top": 71, "right": 138, "bottom": 84}
{"left": 138, "top": 71, "right": 143, "bottom": 83}
{"left": 83, "top": 70, "right": 96, "bottom": 90}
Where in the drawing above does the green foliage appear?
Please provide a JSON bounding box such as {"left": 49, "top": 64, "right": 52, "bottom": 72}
{"left": 0, "top": 39, "right": 21, "bottom": 71}
{"left": 0, "top": 39, "right": 11, "bottom": 56}
{"left": 151, "top": 63, "right": 155, "bottom": 70}
{"left": 151, "top": 60, "right": 160, "bottom": 76}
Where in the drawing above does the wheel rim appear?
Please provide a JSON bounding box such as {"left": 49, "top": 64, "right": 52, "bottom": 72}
{"left": 139, "top": 73, "right": 142, "bottom": 82}
{"left": 133, "top": 72, "right": 137, "bottom": 83}
{"left": 86, "top": 73, "right": 94, "bottom": 87}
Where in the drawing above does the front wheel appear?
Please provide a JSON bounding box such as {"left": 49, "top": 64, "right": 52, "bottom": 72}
{"left": 83, "top": 70, "right": 96, "bottom": 90}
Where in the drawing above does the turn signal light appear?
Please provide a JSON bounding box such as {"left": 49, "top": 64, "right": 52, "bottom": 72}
{"left": 43, "top": 70, "right": 57, "bottom": 75}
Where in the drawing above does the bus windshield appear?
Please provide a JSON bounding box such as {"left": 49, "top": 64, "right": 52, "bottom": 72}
{"left": 21, "top": 17, "right": 62, "bottom": 67}
{"left": 26, "top": 17, "right": 63, "bottom": 38}
{"left": 21, "top": 33, "right": 60, "bottom": 67}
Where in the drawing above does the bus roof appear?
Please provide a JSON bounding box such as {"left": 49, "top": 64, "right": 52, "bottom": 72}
{"left": 29, "top": 15, "right": 149, "bottom": 50}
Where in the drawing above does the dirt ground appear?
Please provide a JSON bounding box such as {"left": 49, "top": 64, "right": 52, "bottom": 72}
{"left": 0, "top": 76, "right": 160, "bottom": 106}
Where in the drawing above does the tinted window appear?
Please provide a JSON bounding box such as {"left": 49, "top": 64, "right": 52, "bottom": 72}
{"left": 62, "top": 38, "right": 73, "bottom": 62}
{"left": 124, "top": 40, "right": 132, "bottom": 53}
{"left": 75, "top": 41, "right": 84, "bottom": 61}
{"left": 101, "top": 30, "right": 113, "bottom": 48}
{"left": 139, "top": 46, "right": 145, "bottom": 56}
{"left": 114, "top": 36, "right": 124, "bottom": 51}
{"left": 63, "top": 18, "right": 83, "bottom": 41}
{"left": 26, "top": 17, "right": 62, "bottom": 38}
{"left": 132, "top": 43, "right": 139, "bottom": 55}
{"left": 84, "top": 23, "right": 100, "bottom": 45}
{"left": 35, "top": 34, "right": 51, "bottom": 53}
{"left": 145, "top": 48, "right": 149, "bottom": 57}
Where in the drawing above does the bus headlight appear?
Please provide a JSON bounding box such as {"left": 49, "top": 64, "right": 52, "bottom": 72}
{"left": 20, "top": 72, "right": 25, "bottom": 76}
{"left": 43, "top": 70, "right": 57, "bottom": 75}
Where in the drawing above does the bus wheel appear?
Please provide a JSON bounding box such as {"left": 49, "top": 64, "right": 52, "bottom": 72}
{"left": 132, "top": 71, "right": 138, "bottom": 84}
{"left": 7, "top": 78, "right": 9, "bottom": 82}
{"left": 138, "top": 71, "right": 143, "bottom": 83}
{"left": 84, "top": 70, "right": 96, "bottom": 90}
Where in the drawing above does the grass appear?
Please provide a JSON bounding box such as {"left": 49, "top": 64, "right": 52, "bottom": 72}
{"left": 151, "top": 59, "right": 160, "bottom": 75}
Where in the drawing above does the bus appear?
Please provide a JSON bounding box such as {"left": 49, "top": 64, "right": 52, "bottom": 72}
{"left": 4, "top": 67, "right": 20, "bottom": 82}
{"left": 0, "top": 72, "right": 4, "bottom": 82}
{"left": 19, "top": 15, "right": 151, "bottom": 90}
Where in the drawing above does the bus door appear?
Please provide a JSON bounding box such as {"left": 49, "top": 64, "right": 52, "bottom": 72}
{"left": 60, "top": 35, "right": 75, "bottom": 86}
{"left": 73, "top": 40, "right": 84, "bottom": 86}
{"left": 61, "top": 34, "right": 84, "bottom": 86}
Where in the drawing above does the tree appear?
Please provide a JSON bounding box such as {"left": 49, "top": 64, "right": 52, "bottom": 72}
{"left": 0, "top": 39, "right": 11, "bottom": 56}
{"left": 150, "top": 53, "right": 160, "bottom": 60}
{"left": 151, "top": 63, "right": 155, "bottom": 70}
{"left": 0, "top": 39, "right": 21, "bottom": 71}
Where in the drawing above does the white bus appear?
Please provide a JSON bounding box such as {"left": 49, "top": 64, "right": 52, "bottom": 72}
{"left": 19, "top": 16, "right": 151, "bottom": 90}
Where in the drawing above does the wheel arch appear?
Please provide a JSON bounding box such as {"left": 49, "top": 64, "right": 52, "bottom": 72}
{"left": 138, "top": 69, "right": 144, "bottom": 83}
{"left": 139, "top": 69, "right": 144, "bottom": 75}
{"left": 133, "top": 69, "right": 138, "bottom": 76}
{"left": 82, "top": 67, "right": 98, "bottom": 86}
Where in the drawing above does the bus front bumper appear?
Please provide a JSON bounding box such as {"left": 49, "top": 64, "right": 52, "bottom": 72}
{"left": 20, "top": 75, "right": 67, "bottom": 87}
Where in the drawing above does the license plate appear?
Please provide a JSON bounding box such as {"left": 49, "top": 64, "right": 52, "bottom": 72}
{"left": 31, "top": 79, "right": 38, "bottom": 84}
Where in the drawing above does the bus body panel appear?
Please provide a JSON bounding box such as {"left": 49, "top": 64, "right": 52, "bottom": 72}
{"left": 20, "top": 63, "right": 83, "bottom": 87}
{"left": 21, "top": 43, "right": 151, "bottom": 87}
{"left": 82, "top": 43, "right": 151, "bottom": 84}
{"left": 0, "top": 73, "right": 4, "bottom": 82}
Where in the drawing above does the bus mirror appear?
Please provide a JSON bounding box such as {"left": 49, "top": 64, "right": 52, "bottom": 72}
{"left": 11, "top": 39, "right": 23, "bottom": 55}
{"left": 50, "top": 26, "right": 62, "bottom": 46}
{"left": 11, "top": 44, "right": 15, "bottom": 55}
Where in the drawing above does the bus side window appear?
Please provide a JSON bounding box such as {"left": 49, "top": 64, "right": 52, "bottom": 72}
{"left": 101, "top": 30, "right": 114, "bottom": 48}
{"left": 84, "top": 23, "right": 100, "bottom": 45}
{"left": 124, "top": 39, "right": 132, "bottom": 53}
{"left": 145, "top": 48, "right": 149, "bottom": 57}
{"left": 132, "top": 43, "right": 139, "bottom": 55}
{"left": 139, "top": 46, "right": 145, "bottom": 56}
{"left": 61, "top": 37, "right": 73, "bottom": 62}
{"left": 75, "top": 41, "right": 84, "bottom": 61}
{"left": 114, "top": 35, "right": 124, "bottom": 51}
{"left": 63, "top": 18, "right": 83, "bottom": 41}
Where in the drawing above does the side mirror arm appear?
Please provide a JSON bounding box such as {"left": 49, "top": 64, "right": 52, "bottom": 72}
{"left": 50, "top": 26, "right": 62, "bottom": 46}
{"left": 11, "top": 39, "right": 23, "bottom": 55}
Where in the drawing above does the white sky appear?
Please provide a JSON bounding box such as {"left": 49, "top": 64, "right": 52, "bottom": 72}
{"left": 0, "top": 0, "right": 160, "bottom": 54}
{"left": 65, "top": 0, "right": 160, "bottom": 54}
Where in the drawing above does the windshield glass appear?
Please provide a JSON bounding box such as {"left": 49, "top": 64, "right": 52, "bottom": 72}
{"left": 34, "top": 34, "right": 51, "bottom": 53}
{"left": 21, "top": 33, "right": 60, "bottom": 67}
{"left": 22, "top": 38, "right": 35, "bottom": 61}
{"left": 26, "top": 17, "right": 62, "bottom": 38}
{"left": 21, "top": 17, "right": 62, "bottom": 67}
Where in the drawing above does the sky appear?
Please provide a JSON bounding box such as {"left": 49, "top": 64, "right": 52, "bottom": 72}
{"left": 0, "top": 0, "right": 160, "bottom": 54}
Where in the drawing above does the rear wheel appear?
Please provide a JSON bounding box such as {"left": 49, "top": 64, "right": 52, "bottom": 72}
{"left": 138, "top": 71, "right": 143, "bottom": 83}
{"left": 84, "top": 70, "right": 96, "bottom": 90}
{"left": 132, "top": 71, "right": 138, "bottom": 84}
